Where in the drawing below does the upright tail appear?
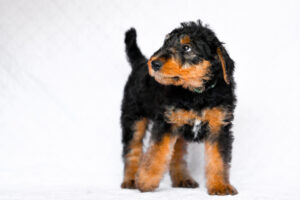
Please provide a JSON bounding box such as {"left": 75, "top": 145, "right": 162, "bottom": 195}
{"left": 125, "top": 28, "right": 147, "bottom": 70}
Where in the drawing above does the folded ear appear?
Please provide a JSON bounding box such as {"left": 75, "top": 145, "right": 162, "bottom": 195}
{"left": 217, "top": 47, "right": 230, "bottom": 85}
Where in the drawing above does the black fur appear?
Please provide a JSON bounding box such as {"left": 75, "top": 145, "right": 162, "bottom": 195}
{"left": 121, "top": 20, "right": 236, "bottom": 163}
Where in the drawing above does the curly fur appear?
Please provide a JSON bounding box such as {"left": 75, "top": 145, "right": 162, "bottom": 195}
{"left": 120, "top": 20, "right": 237, "bottom": 195}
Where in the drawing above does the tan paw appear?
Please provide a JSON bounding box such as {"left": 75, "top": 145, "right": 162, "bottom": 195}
{"left": 121, "top": 180, "right": 136, "bottom": 189}
{"left": 136, "top": 178, "right": 159, "bottom": 192}
{"left": 207, "top": 184, "right": 238, "bottom": 195}
{"left": 172, "top": 179, "right": 199, "bottom": 188}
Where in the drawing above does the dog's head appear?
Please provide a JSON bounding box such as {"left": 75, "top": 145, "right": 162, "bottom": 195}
{"left": 148, "top": 20, "right": 234, "bottom": 92}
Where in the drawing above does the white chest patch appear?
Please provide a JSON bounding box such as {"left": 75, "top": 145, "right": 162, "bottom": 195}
{"left": 192, "top": 119, "right": 202, "bottom": 139}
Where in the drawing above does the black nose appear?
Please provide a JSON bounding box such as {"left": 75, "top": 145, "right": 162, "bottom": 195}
{"left": 151, "top": 60, "right": 163, "bottom": 71}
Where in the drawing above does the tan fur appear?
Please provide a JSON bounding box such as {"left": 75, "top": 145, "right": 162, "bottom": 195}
{"left": 148, "top": 57, "right": 212, "bottom": 91}
{"left": 170, "top": 137, "right": 198, "bottom": 187}
{"left": 205, "top": 142, "right": 237, "bottom": 195}
{"left": 165, "top": 109, "right": 201, "bottom": 126}
{"left": 180, "top": 35, "right": 191, "bottom": 44}
{"left": 217, "top": 48, "right": 230, "bottom": 85}
{"left": 136, "top": 134, "right": 177, "bottom": 192}
{"left": 121, "top": 118, "right": 148, "bottom": 188}
{"left": 165, "top": 107, "right": 229, "bottom": 136}
{"left": 202, "top": 107, "right": 229, "bottom": 135}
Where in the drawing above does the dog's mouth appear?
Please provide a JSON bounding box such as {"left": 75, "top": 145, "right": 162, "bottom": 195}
{"left": 151, "top": 72, "right": 181, "bottom": 82}
{"left": 172, "top": 76, "right": 180, "bottom": 81}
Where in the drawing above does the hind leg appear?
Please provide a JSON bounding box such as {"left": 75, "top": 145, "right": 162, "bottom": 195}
{"left": 169, "top": 137, "right": 199, "bottom": 188}
{"left": 121, "top": 117, "right": 148, "bottom": 189}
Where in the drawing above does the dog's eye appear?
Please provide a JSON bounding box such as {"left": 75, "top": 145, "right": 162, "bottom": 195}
{"left": 182, "top": 45, "right": 191, "bottom": 52}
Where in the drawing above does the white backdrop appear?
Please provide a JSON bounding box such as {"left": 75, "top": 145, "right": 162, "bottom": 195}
{"left": 1, "top": 0, "right": 300, "bottom": 199}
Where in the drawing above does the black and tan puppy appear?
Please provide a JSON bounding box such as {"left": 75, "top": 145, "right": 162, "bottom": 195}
{"left": 120, "top": 20, "right": 237, "bottom": 195}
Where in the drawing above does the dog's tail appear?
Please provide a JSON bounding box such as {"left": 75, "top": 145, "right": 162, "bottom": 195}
{"left": 125, "top": 28, "right": 147, "bottom": 70}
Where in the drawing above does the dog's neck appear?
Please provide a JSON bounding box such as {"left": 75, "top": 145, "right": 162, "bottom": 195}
{"left": 193, "top": 80, "right": 218, "bottom": 94}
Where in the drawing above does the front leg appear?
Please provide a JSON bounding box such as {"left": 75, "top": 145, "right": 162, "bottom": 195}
{"left": 205, "top": 141, "right": 237, "bottom": 195}
{"left": 203, "top": 107, "right": 238, "bottom": 195}
{"left": 136, "top": 132, "right": 177, "bottom": 192}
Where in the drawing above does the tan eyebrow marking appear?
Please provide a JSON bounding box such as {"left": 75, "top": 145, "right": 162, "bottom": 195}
{"left": 180, "top": 35, "right": 190, "bottom": 44}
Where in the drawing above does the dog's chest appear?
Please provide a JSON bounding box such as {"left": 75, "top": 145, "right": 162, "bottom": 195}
{"left": 180, "top": 122, "right": 207, "bottom": 142}
{"left": 164, "top": 87, "right": 206, "bottom": 109}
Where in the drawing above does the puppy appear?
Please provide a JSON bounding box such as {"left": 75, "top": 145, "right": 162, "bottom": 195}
{"left": 120, "top": 20, "right": 237, "bottom": 195}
